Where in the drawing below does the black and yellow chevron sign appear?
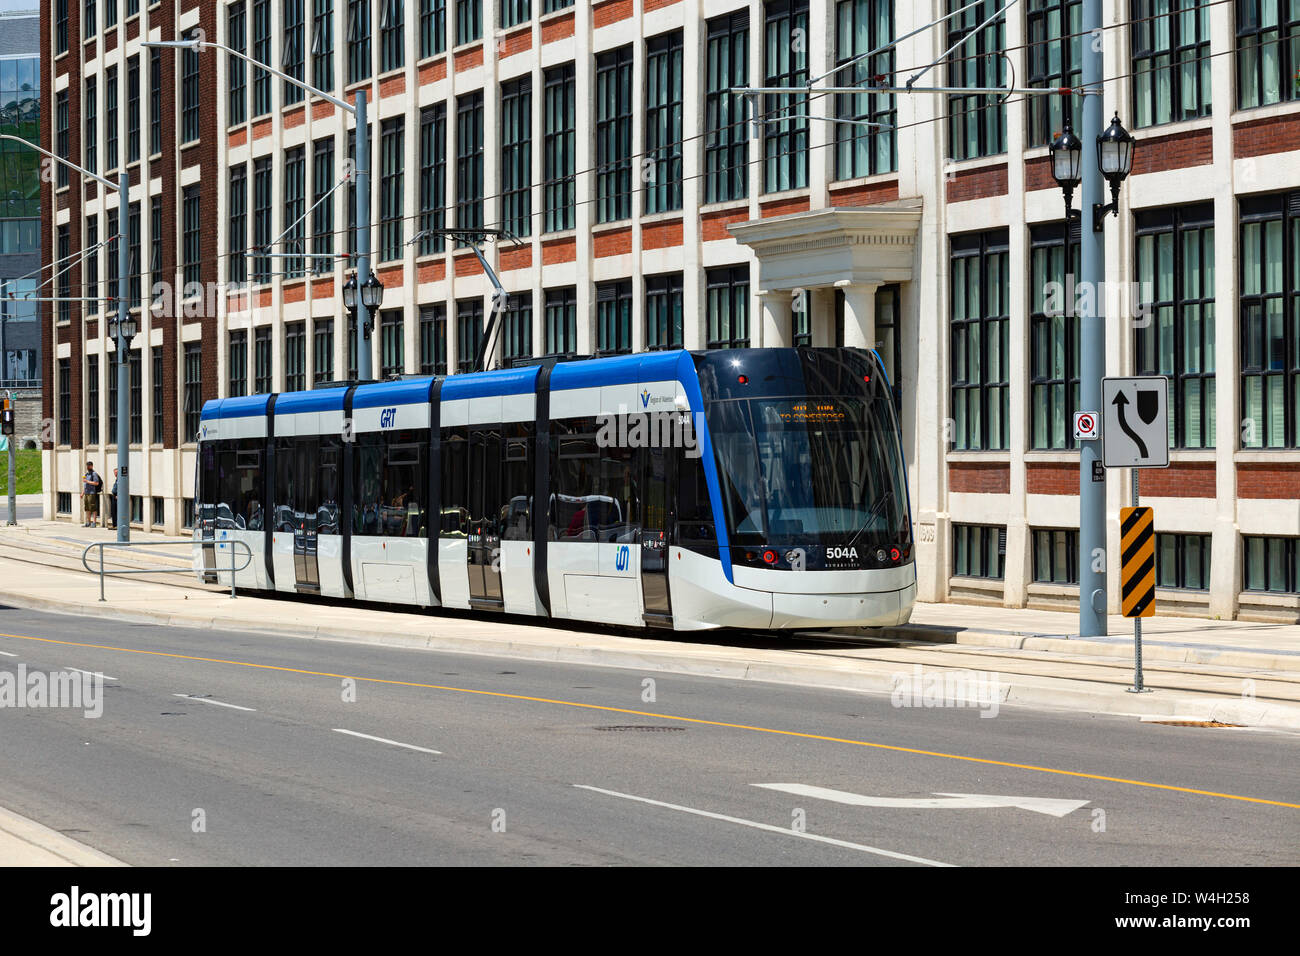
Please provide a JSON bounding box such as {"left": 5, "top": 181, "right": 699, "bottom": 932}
{"left": 1120, "top": 506, "right": 1156, "bottom": 618}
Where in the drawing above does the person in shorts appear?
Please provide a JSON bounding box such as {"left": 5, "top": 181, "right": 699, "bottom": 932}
{"left": 82, "top": 462, "right": 104, "bottom": 528}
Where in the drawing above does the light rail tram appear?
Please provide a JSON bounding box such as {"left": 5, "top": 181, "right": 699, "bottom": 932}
{"left": 193, "top": 347, "right": 916, "bottom": 631}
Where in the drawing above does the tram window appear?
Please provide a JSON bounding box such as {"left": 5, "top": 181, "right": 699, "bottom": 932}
{"left": 354, "top": 430, "right": 427, "bottom": 537}
{"left": 318, "top": 439, "right": 340, "bottom": 535}
{"left": 551, "top": 418, "right": 599, "bottom": 540}
{"left": 501, "top": 423, "right": 532, "bottom": 541}
{"left": 440, "top": 426, "right": 468, "bottom": 536}
{"left": 229, "top": 441, "right": 264, "bottom": 530}
{"left": 708, "top": 400, "right": 766, "bottom": 541}
{"left": 598, "top": 442, "right": 639, "bottom": 542}
{"left": 384, "top": 441, "right": 424, "bottom": 537}
{"left": 275, "top": 438, "right": 297, "bottom": 533}
{"left": 676, "top": 446, "right": 718, "bottom": 559}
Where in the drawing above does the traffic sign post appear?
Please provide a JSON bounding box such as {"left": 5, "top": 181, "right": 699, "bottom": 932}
{"left": 1103, "top": 376, "right": 1168, "bottom": 693}
{"left": 3, "top": 393, "right": 13, "bottom": 527}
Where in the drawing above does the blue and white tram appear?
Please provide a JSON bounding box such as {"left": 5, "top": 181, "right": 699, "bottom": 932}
{"left": 194, "top": 347, "right": 916, "bottom": 631}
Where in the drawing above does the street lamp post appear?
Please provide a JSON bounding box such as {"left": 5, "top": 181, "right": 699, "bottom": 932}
{"left": 0, "top": 135, "right": 130, "bottom": 541}
{"left": 360, "top": 272, "right": 384, "bottom": 356}
{"left": 143, "top": 39, "right": 373, "bottom": 382}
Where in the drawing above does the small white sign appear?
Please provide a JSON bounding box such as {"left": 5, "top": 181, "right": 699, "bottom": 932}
{"left": 1102, "top": 376, "right": 1170, "bottom": 468}
{"left": 1073, "top": 411, "right": 1100, "bottom": 441}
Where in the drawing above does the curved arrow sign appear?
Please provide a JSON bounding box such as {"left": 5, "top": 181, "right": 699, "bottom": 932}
{"left": 1111, "top": 391, "right": 1148, "bottom": 459}
{"left": 1102, "top": 377, "right": 1170, "bottom": 468}
{"left": 755, "top": 783, "right": 1090, "bottom": 818}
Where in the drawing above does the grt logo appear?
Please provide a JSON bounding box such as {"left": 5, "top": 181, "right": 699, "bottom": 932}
{"left": 615, "top": 544, "right": 630, "bottom": 571}
{"left": 379, "top": 407, "right": 398, "bottom": 429}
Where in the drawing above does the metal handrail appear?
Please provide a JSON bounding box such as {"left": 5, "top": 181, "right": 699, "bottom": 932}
{"left": 81, "top": 538, "right": 254, "bottom": 602}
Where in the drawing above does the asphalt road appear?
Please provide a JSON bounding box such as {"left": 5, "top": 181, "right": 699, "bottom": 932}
{"left": 0, "top": 603, "right": 1296, "bottom": 866}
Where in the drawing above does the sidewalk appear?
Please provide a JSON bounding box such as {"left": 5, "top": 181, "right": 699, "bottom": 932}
{"left": 0, "top": 519, "right": 1298, "bottom": 735}
{"left": 0, "top": 805, "right": 124, "bottom": 867}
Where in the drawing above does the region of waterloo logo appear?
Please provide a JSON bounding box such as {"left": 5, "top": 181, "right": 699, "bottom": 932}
{"left": 640, "top": 389, "right": 650, "bottom": 409}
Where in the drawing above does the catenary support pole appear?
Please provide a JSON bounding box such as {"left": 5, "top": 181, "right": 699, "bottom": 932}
{"left": 1078, "top": 0, "right": 1106, "bottom": 637}
{"left": 116, "top": 170, "right": 130, "bottom": 543}
{"left": 355, "top": 90, "right": 372, "bottom": 382}
{"left": 6, "top": 389, "right": 15, "bottom": 525}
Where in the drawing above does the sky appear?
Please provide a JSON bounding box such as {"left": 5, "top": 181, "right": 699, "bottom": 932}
{"left": 0, "top": 1, "right": 38, "bottom": 13}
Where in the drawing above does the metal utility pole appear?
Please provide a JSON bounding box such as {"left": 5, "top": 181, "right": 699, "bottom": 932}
{"left": 5, "top": 390, "right": 15, "bottom": 526}
{"left": 115, "top": 170, "right": 130, "bottom": 543}
{"left": 354, "top": 91, "right": 372, "bottom": 382}
{"left": 1077, "top": 0, "right": 1106, "bottom": 637}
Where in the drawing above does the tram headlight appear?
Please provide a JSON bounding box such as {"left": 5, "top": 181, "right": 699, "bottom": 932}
{"left": 876, "top": 549, "right": 887, "bottom": 562}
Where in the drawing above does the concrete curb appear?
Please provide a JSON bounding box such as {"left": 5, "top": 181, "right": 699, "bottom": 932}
{"left": 4, "top": 585, "right": 1300, "bottom": 733}
{"left": 0, "top": 804, "right": 126, "bottom": 867}
{"left": 868, "top": 624, "right": 1300, "bottom": 673}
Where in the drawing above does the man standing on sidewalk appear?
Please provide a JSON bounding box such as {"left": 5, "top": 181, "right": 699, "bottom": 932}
{"left": 82, "top": 462, "right": 103, "bottom": 528}
{"left": 107, "top": 467, "right": 119, "bottom": 529}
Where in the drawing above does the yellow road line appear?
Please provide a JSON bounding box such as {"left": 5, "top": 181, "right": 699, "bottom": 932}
{"left": 4, "top": 630, "right": 1298, "bottom": 810}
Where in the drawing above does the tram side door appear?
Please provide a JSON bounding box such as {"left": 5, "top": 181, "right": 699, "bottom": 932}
{"left": 292, "top": 437, "right": 320, "bottom": 593}
{"left": 467, "top": 425, "right": 503, "bottom": 607}
{"left": 640, "top": 443, "right": 674, "bottom": 625}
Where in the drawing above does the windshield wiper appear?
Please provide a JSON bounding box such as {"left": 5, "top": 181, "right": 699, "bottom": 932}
{"left": 842, "top": 488, "right": 893, "bottom": 550}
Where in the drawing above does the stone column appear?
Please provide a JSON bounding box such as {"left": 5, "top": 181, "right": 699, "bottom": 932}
{"left": 760, "top": 292, "right": 792, "bottom": 349}
{"left": 838, "top": 281, "right": 879, "bottom": 350}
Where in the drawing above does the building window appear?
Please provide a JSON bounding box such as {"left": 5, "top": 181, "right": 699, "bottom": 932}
{"left": 153, "top": 497, "right": 165, "bottom": 527}
{"left": 129, "top": 348, "right": 142, "bottom": 444}
{"left": 181, "top": 37, "right": 200, "bottom": 142}
{"left": 107, "top": 211, "right": 119, "bottom": 309}
{"left": 130, "top": 496, "right": 143, "bottom": 524}
{"left": 501, "top": 0, "right": 528, "bottom": 29}
{"left": 502, "top": 294, "right": 532, "bottom": 364}
{"left": 834, "top": 0, "right": 896, "bottom": 179}
{"left": 56, "top": 0, "right": 68, "bottom": 54}
{"left": 348, "top": 313, "right": 357, "bottom": 379}
{"left": 645, "top": 273, "right": 683, "bottom": 351}
{"left": 313, "top": 0, "right": 335, "bottom": 92}
{"left": 87, "top": 356, "right": 100, "bottom": 446}
{"left": 595, "top": 46, "right": 633, "bottom": 224}
{"left": 127, "top": 55, "right": 140, "bottom": 163}
{"left": 764, "top": 0, "right": 809, "bottom": 193}
{"left": 419, "top": 305, "right": 447, "bottom": 375}
{"left": 152, "top": 346, "right": 164, "bottom": 442}
{"left": 1156, "top": 533, "right": 1211, "bottom": 590}
{"left": 108, "top": 345, "right": 118, "bottom": 441}
{"left": 56, "top": 92, "right": 69, "bottom": 188}
{"left": 57, "top": 227, "right": 71, "bottom": 324}
{"left": 229, "top": 2, "right": 247, "bottom": 125}
{"left": 793, "top": 291, "right": 812, "bottom": 347}
{"left": 455, "top": 0, "right": 481, "bottom": 45}
{"left": 1237, "top": 0, "right": 1300, "bottom": 109}
{"left": 706, "top": 265, "right": 751, "bottom": 350}
{"left": 106, "top": 67, "right": 118, "bottom": 170}
{"left": 285, "top": 322, "right": 307, "bottom": 390}
{"left": 456, "top": 92, "right": 484, "bottom": 234}
{"left": 501, "top": 78, "right": 532, "bottom": 238}
{"left": 84, "top": 0, "right": 95, "bottom": 38}
{"left": 85, "top": 76, "right": 97, "bottom": 174}
{"left": 150, "top": 197, "right": 162, "bottom": 298}
{"left": 58, "top": 359, "right": 71, "bottom": 445}
{"left": 1026, "top": 0, "right": 1081, "bottom": 148}
{"left": 58, "top": 492, "right": 73, "bottom": 516}
{"left": 283, "top": 147, "right": 306, "bottom": 278}
{"left": 312, "top": 137, "right": 336, "bottom": 274}
{"left": 1244, "top": 536, "right": 1300, "bottom": 593}
{"left": 348, "top": 0, "right": 371, "bottom": 84}
{"left": 183, "top": 344, "right": 201, "bottom": 442}
{"left": 1136, "top": 204, "right": 1216, "bottom": 449}
{"left": 953, "top": 524, "right": 1006, "bottom": 579}
{"left": 380, "top": 311, "right": 404, "bottom": 378}
{"left": 544, "top": 287, "right": 576, "bottom": 356}
{"left": 419, "top": 105, "right": 447, "bottom": 255}
{"left": 86, "top": 218, "right": 100, "bottom": 312}
{"left": 149, "top": 48, "right": 162, "bottom": 156}
{"left": 1032, "top": 528, "right": 1078, "bottom": 584}
{"left": 182, "top": 187, "right": 201, "bottom": 290}
{"left": 255, "top": 327, "right": 273, "bottom": 393}
{"left": 183, "top": 498, "right": 195, "bottom": 529}
{"left": 253, "top": 158, "right": 273, "bottom": 283}
{"left": 315, "top": 320, "right": 335, "bottom": 383}
{"left": 1132, "top": 0, "right": 1211, "bottom": 127}
{"left": 378, "top": 118, "right": 404, "bottom": 261}
{"left": 644, "top": 31, "right": 683, "bottom": 214}
{"left": 285, "top": 0, "right": 306, "bottom": 104}
{"left": 947, "top": 0, "right": 1006, "bottom": 160}
{"left": 1241, "top": 191, "right": 1300, "bottom": 448}
{"left": 950, "top": 230, "right": 1010, "bottom": 451}
{"left": 1030, "top": 221, "right": 1080, "bottom": 450}
{"left": 380, "top": 0, "right": 404, "bottom": 72}
{"left": 596, "top": 281, "right": 632, "bottom": 355}
{"left": 229, "top": 165, "right": 248, "bottom": 285}
{"left": 421, "top": 0, "right": 446, "bottom": 57}
{"left": 253, "top": 0, "right": 273, "bottom": 115}
{"left": 128, "top": 201, "right": 142, "bottom": 308}
{"left": 543, "top": 64, "right": 575, "bottom": 233}
{"left": 229, "top": 330, "right": 248, "bottom": 397}
{"left": 457, "top": 298, "right": 483, "bottom": 373}
{"left": 705, "top": 11, "right": 749, "bottom": 204}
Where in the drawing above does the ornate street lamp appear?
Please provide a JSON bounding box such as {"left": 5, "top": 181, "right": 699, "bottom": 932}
{"left": 360, "top": 273, "right": 383, "bottom": 340}
{"left": 1049, "top": 121, "right": 1083, "bottom": 221}
{"left": 1094, "top": 112, "right": 1136, "bottom": 229}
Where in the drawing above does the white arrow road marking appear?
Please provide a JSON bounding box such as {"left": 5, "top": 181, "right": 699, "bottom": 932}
{"left": 574, "top": 785, "right": 955, "bottom": 867}
{"left": 0, "top": 651, "right": 17, "bottom": 658}
{"left": 332, "top": 729, "right": 442, "bottom": 755}
{"left": 755, "top": 784, "right": 1090, "bottom": 818}
{"left": 67, "top": 667, "right": 118, "bottom": 681}
{"left": 172, "top": 694, "right": 256, "bottom": 712}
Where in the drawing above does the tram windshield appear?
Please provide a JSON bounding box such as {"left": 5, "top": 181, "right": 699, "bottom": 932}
{"left": 708, "top": 394, "right": 909, "bottom": 548}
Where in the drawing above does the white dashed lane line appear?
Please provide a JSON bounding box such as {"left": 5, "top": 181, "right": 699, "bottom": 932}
{"left": 332, "top": 729, "right": 442, "bottom": 755}
{"left": 172, "top": 694, "right": 257, "bottom": 712}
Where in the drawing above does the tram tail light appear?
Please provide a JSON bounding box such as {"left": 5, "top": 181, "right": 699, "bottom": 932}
{"left": 737, "top": 374, "right": 749, "bottom": 385}
{"left": 889, "top": 546, "right": 901, "bottom": 562}
{"left": 762, "top": 550, "right": 777, "bottom": 565}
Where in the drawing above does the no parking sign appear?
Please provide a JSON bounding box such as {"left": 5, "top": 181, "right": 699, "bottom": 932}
{"left": 1073, "top": 410, "right": 1100, "bottom": 441}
